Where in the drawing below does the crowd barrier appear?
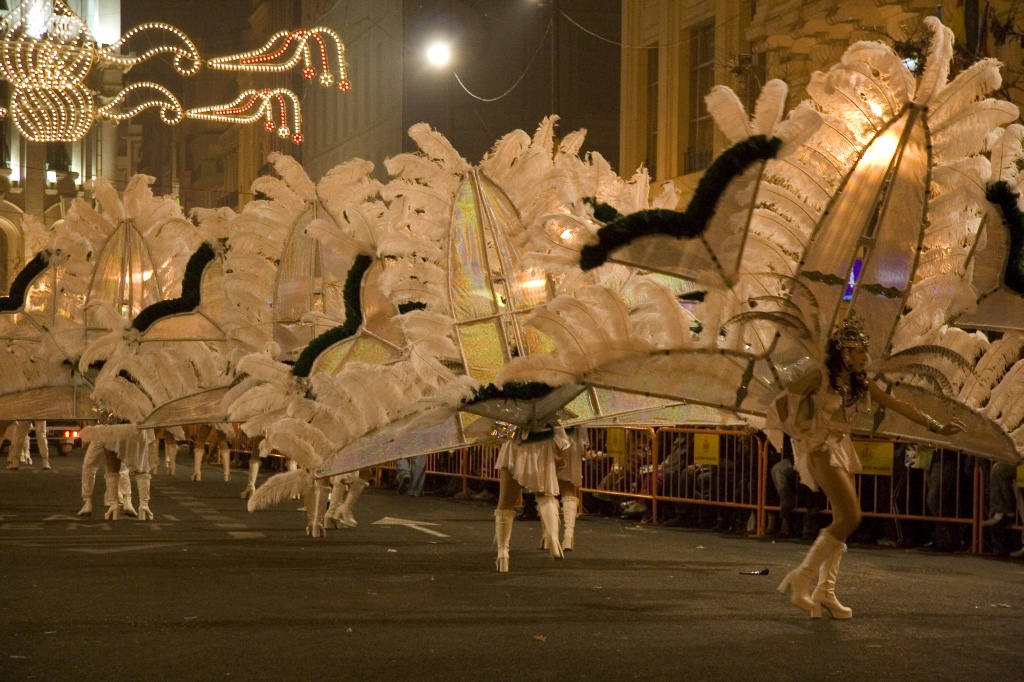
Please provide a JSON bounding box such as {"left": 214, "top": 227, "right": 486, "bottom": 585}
{"left": 397, "top": 426, "right": 1023, "bottom": 556}
{"left": 223, "top": 423, "right": 1022, "bottom": 555}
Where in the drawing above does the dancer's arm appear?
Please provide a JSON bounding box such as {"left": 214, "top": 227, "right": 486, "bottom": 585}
{"left": 867, "top": 382, "right": 966, "bottom": 435}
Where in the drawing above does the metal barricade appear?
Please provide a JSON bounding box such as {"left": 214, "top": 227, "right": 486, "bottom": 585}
{"left": 651, "top": 427, "right": 766, "bottom": 533}
{"left": 365, "top": 424, "right": 1021, "bottom": 556}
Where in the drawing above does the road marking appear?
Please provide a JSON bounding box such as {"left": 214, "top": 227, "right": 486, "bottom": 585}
{"left": 66, "top": 543, "right": 187, "bottom": 554}
{"left": 372, "top": 516, "right": 450, "bottom": 538}
{"left": 213, "top": 523, "right": 249, "bottom": 529}
{"left": 228, "top": 531, "right": 264, "bottom": 539}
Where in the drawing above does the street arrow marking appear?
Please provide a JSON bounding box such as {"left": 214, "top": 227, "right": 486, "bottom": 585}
{"left": 65, "top": 543, "right": 187, "bottom": 554}
{"left": 372, "top": 516, "right": 449, "bottom": 538}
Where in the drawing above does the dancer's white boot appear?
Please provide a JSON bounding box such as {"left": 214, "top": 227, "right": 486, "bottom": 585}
{"left": 119, "top": 468, "right": 137, "bottom": 517}
{"left": 38, "top": 430, "right": 50, "bottom": 470}
{"left": 304, "top": 480, "right": 328, "bottom": 537}
{"left": 103, "top": 472, "right": 121, "bottom": 520}
{"left": 777, "top": 531, "right": 842, "bottom": 617}
{"left": 241, "top": 458, "right": 260, "bottom": 499}
{"left": 811, "top": 540, "right": 853, "bottom": 619}
{"left": 536, "top": 495, "right": 564, "bottom": 560}
{"left": 137, "top": 473, "right": 154, "bottom": 521}
{"left": 191, "top": 446, "right": 204, "bottom": 481}
{"left": 336, "top": 478, "right": 367, "bottom": 528}
{"left": 19, "top": 435, "right": 32, "bottom": 465}
{"left": 324, "top": 476, "right": 348, "bottom": 528}
{"left": 219, "top": 443, "right": 231, "bottom": 482}
{"left": 494, "top": 509, "right": 515, "bottom": 572}
{"left": 165, "top": 441, "right": 178, "bottom": 476}
{"left": 561, "top": 495, "right": 579, "bottom": 551}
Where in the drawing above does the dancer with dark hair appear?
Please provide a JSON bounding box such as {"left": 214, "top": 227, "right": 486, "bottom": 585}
{"left": 773, "top": 316, "right": 966, "bottom": 619}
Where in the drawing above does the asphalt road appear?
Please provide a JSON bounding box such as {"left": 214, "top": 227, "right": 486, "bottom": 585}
{"left": 1, "top": 450, "right": 1022, "bottom": 681}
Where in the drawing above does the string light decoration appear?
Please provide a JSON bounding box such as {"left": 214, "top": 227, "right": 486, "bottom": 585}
{"left": 206, "top": 27, "right": 351, "bottom": 92}
{"left": 97, "top": 82, "right": 184, "bottom": 126}
{"left": 0, "top": 1, "right": 352, "bottom": 144}
{"left": 96, "top": 22, "right": 201, "bottom": 77}
{"left": 186, "top": 89, "right": 304, "bottom": 145}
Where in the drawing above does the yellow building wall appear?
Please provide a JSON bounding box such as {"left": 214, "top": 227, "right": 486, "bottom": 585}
{"left": 622, "top": 0, "right": 1024, "bottom": 198}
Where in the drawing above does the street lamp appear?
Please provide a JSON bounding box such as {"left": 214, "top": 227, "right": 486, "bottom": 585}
{"left": 425, "top": 41, "right": 452, "bottom": 68}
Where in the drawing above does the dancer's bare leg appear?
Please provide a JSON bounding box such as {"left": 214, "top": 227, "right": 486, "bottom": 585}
{"left": 806, "top": 453, "right": 861, "bottom": 543}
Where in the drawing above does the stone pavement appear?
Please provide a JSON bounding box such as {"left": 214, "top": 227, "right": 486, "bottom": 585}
{"left": 1, "top": 450, "right": 1022, "bottom": 681}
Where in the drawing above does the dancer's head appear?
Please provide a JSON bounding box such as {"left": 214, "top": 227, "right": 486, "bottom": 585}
{"left": 826, "top": 314, "right": 869, "bottom": 403}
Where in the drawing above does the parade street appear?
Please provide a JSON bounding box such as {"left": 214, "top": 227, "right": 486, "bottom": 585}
{"left": 0, "top": 451, "right": 1021, "bottom": 681}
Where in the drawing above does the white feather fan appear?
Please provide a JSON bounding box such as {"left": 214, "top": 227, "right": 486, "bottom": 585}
{"left": 247, "top": 468, "right": 311, "bottom": 512}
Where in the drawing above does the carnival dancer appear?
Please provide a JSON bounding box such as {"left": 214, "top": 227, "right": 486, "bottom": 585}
{"left": 494, "top": 424, "right": 586, "bottom": 572}
{"left": 772, "top": 316, "right": 966, "bottom": 619}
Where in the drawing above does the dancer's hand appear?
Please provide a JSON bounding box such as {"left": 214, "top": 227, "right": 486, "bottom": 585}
{"left": 938, "top": 418, "right": 966, "bottom": 436}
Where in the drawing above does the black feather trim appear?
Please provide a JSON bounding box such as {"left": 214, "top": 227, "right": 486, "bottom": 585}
{"left": 398, "top": 301, "right": 427, "bottom": 314}
{"left": 132, "top": 242, "right": 216, "bottom": 332}
{"left": 291, "top": 254, "right": 373, "bottom": 378}
{"left": 582, "top": 197, "right": 622, "bottom": 224}
{"left": 986, "top": 181, "right": 1024, "bottom": 295}
{"left": 523, "top": 429, "right": 556, "bottom": 443}
{"left": 579, "top": 135, "right": 782, "bottom": 271}
{"left": 0, "top": 252, "right": 50, "bottom": 312}
{"left": 466, "top": 381, "right": 555, "bottom": 404}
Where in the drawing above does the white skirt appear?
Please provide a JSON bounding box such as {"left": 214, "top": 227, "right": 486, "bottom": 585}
{"left": 495, "top": 430, "right": 584, "bottom": 495}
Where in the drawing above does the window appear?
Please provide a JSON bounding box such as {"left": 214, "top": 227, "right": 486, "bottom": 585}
{"left": 645, "top": 45, "right": 659, "bottom": 180}
{"left": 685, "top": 22, "right": 715, "bottom": 175}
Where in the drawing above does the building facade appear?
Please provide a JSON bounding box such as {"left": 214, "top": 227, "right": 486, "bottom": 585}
{"left": 621, "top": 0, "right": 1024, "bottom": 195}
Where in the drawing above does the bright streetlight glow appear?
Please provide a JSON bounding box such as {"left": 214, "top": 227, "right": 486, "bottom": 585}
{"left": 426, "top": 42, "right": 452, "bottom": 67}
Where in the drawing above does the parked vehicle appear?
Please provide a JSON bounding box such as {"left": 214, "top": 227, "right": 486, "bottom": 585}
{"left": 45, "top": 421, "right": 83, "bottom": 456}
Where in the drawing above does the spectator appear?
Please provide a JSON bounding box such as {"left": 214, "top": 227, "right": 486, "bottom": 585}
{"left": 396, "top": 455, "right": 427, "bottom": 496}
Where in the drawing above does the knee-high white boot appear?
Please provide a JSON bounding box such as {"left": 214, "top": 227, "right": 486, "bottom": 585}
{"left": 811, "top": 540, "right": 853, "bottom": 619}
{"left": 495, "top": 508, "right": 515, "bottom": 572}
{"left": 241, "top": 457, "right": 260, "bottom": 499}
{"left": 336, "top": 478, "right": 367, "bottom": 528}
{"left": 78, "top": 442, "right": 102, "bottom": 515}
{"left": 165, "top": 441, "right": 178, "bottom": 476}
{"left": 324, "top": 476, "right": 348, "bottom": 528}
{"left": 79, "top": 471, "right": 95, "bottom": 516}
{"left": 36, "top": 425, "right": 49, "bottom": 470}
{"left": 219, "top": 443, "right": 231, "bottom": 482}
{"left": 136, "top": 473, "right": 154, "bottom": 521}
{"left": 536, "top": 495, "right": 564, "bottom": 560}
{"left": 777, "top": 530, "right": 842, "bottom": 617}
{"left": 561, "top": 495, "right": 579, "bottom": 551}
{"left": 119, "top": 467, "right": 137, "bottom": 517}
{"left": 19, "top": 434, "right": 32, "bottom": 465}
{"left": 304, "top": 480, "right": 328, "bottom": 537}
{"left": 103, "top": 472, "right": 121, "bottom": 520}
{"left": 191, "top": 446, "right": 204, "bottom": 481}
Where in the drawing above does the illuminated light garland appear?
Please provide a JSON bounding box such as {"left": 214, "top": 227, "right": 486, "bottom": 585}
{"left": 0, "top": 2, "right": 349, "bottom": 143}
{"left": 96, "top": 22, "right": 201, "bottom": 77}
{"left": 96, "top": 82, "right": 184, "bottom": 125}
{"left": 206, "top": 26, "right": 350, "bottom": 89}
{"left": 185, "top": 88, "right": 303, "bottom": 144}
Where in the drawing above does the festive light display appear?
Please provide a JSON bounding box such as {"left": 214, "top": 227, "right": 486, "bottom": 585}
{"left": 206, "top": 27, "right": 351, "bottom": 92}
{"left": 0, "top": 1, "right": 351, "bottom": 144}
{"left": 186, "top": 89, "right": 304, "bottom": 145}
